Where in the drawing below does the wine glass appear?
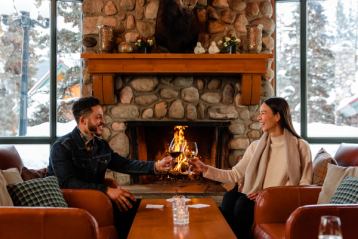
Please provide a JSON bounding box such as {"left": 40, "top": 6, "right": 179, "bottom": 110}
{"left": 168, "top": 138, "right": 184, "bottom": 173}
{"left": 168, "top": 138, "right": 184, "bottom": 159}
{"left": 318, "top": 215, "right": 343, "bottom": 239}
{"left": 183, "top": 141, "right": 198, "bottom": 174}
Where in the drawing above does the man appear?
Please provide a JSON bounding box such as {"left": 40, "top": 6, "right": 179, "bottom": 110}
{"left": 48, "top": 96, "right": 172, "bottom": 238}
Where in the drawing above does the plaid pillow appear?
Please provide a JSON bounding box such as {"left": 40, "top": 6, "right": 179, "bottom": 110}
{"left": 7, "top": 176, "right": 68, "bottom": 207}
{"left": 313, "top": 148, "right": 337, "bottom": 185}
{"left": 330, "top": 176, "right": 358, "bottom": 204}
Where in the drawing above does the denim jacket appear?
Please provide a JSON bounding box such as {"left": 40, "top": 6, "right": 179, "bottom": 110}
{"left": 48, "top": 127, "right": 154, "bottom": 192}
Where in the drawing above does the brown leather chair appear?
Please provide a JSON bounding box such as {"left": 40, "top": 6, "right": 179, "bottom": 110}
{"left": 253, "top": 143, "right": 358, "bottom": 239}
{"left": 0, "top": 207, "right": 99, "bottom": 239}
{"left": 0, "top": 145, "right": 118, "bottom": 239}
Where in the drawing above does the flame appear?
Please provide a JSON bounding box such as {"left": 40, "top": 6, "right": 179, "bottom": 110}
{"left": 170, "top": 126, "right": 190, "bottom": 174}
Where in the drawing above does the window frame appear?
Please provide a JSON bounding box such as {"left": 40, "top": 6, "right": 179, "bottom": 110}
{"left": 0, "top": 0, "right": 82, "bottom": 145}
{"left": 276, "top": 0, "right": 358, "bottom": 144}
{"left": 1, "top": 0, "right": 356, "bottom": 146}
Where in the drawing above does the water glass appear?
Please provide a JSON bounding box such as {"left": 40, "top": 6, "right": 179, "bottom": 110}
{"left": 172, "top": 196, "right": 189, "bottom": 225}
{"left": 318, "top": 215, "right": 343, "bottom": 239}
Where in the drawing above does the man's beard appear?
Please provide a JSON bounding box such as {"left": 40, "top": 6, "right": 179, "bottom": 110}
{"left": 88, "top": 122, "right": 103, "bottom": 136}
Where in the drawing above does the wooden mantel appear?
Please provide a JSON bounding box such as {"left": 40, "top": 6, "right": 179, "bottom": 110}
{"left": 81, "top": 53, "right": 273, "bottom": 105}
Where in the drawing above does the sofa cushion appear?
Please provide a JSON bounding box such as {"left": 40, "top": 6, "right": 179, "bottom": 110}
{"left": 2, "top": 168, "right": 23, "bottom": 185}
{"left": 334, "top": 143, "right": 358, "bottom": 167}
{"left": 330, "top": 176, "right": 358, "bottom": 204}
{"left": 7, "top": 176, "right": 68, "bottom": 207}
{"left": 318, "top": 164, "right": 358, "bottom": 203}
{"left": 21, "top": 166, "right": 48, "bottom": 181}
{"left": 0, "top": 172, "right": 13, "bottom": 206}
{"left": 0, "top": 145, "right": 23, "bottom": 172}
{"left": 312, "top": 148, "right": 337, "bottom": 185}
{"left": 0, "top": 168, "right": 23, "bottom": 206}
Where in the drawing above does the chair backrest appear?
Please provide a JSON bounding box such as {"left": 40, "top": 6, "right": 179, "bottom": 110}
{"left": 0, "top": 145, "right": 23, "bottom": 172}
{"left": 334, "top": 143, "right": 358, "bottom": 167}
{"left": 286, "top": 204, "right": 358, "bottom": 239}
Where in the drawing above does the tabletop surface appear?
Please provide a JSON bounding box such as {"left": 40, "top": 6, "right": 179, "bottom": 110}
{"left": 127, "top": 197, "right": 236, "bottom": 239}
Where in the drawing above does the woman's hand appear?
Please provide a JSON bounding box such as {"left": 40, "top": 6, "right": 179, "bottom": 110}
{"left": 247, "top": 192, "right": 259, "bottom": 201}
{"left": 106, "top": 187, "right": 136, "bottom": 212}
{"left": 155, "top": 155, "right": 173, "bottom": 172}
{"left": 189, "top": 156, "right": 208, "bottom": 174}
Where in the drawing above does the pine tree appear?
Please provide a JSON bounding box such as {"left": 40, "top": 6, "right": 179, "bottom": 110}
{"left": 276, "top": 3, "right": 301, "bottom": 122}
{"left": 307, "top": 1, "right": 335, "bottom": 124}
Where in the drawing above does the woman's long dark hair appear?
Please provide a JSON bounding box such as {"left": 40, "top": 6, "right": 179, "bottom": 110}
{"left": 263, "top": 97, "right": 301, "bottom": 138}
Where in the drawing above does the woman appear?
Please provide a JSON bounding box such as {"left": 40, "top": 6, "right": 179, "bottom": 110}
{"left": 190, "top": 97, "right": 313, "bottom": 239}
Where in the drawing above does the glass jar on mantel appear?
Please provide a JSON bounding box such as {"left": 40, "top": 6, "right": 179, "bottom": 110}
{"left": 97, "top": 25, "right": 114, "bottom": 53}
{"left": 247, "top": 24, "right": 263, "bottom": 53}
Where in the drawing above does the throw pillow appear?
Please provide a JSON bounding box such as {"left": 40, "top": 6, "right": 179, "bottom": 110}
{"left": 0, "top": 172, "right": 13, "bottom": 206}
{"left": 312, "top": 148, "right": 337, "bottom": 185}
{"left": 0, "top": 168, "right": 23, "bottom": 206}
{"left": 7, "top": 176, "right": 68, "bottom": 207}
{"left": 330, "top": 176, "right": 358, "bottom": 204}
{"left": 2, "top": 167, "right": 23, "bottom": 185}
{"left": 317, "top": 164, "right": 358, "bottom": 204}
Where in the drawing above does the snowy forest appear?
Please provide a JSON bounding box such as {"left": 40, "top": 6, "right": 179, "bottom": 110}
{"left": 276, "top": 0, "right": 358, "bottom": 128}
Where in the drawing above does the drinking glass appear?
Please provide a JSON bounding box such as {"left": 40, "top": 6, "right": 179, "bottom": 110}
{"left": 172, "top": 196, "right": 189, "bottom": 225}
{"left": 318, "top": 215, "right": 343, "bottom": 239}
{"left": 184, "top": 141, "right": 198, "bottom": 174}
{"left": 168, "top": 138, "right": 184, "bottom": 159}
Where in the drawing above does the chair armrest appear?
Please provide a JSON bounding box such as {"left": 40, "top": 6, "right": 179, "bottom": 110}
{"left": 0, "top": 207, "right": 98, "bottom": 239}
{"left": 286, "top": 204, "right": 358, "bottom": 239}
{"left": 62, "top": 189, "right": 114, "bottom": 228}
{"left": 254, "top": 186, "right": 321, "bottom": 224}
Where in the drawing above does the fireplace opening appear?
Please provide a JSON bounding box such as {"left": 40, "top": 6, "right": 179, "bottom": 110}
{"left": 126, "top": 121, "right": 231, "bottom": 184}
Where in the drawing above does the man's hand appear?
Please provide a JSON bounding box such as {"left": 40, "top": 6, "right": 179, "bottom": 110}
{"left": 106, "top": 187, "right": 136, "bottom": 212}
{"left": 189, "top": 156, "right": 208, "bottom": 174}
{"left": 155, "top": 155, "right": 173, "bottom": 172}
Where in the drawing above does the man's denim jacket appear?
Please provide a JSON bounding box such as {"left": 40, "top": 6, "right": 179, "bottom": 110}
{"left": 48, "top": 127, "right": 154, "bottom": 192}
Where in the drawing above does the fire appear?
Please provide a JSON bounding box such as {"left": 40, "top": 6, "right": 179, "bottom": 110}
{"left": 169, "top": 126, "right": 190, "bottom": 175}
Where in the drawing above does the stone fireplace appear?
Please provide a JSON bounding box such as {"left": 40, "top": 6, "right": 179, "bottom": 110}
{"left": 80, "top": 0, "right": 276, "bottom": 190}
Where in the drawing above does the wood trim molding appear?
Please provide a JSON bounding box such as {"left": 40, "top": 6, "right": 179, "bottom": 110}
{"left": 81, "top": 53, "right": 273, "bottom": 105}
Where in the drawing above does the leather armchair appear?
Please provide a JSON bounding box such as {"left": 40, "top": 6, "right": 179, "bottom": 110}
{"left": 253, "top": 186, "right": 358, "bottom": 239}
{"left": 253, "top": 143, "right": 358, "bottom": 239}
{"left": 0, "top": 145, "right": 118, "bottom": 239}
{"left": 0, "top": 189, "right": 118, "bottom": 239}
{"left": 0, "top": 207, "right": 98, "bottom": 239}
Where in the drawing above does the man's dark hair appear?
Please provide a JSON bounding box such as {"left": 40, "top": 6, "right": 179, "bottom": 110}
{"left": 72, "top": 97, "right": 101, "bottom": 123}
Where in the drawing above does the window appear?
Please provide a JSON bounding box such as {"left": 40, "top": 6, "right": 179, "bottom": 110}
{"left": 0, "top": 0, "right": 81, "bottom": 168}
{"left": 276, "top": 0, "right": 358, "bottom": 145}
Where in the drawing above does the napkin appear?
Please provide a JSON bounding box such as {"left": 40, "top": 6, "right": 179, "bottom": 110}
{"left": 146, "top": 204, "right": 164, "bottom": 209}
{"left": 187, "top": 204, "right": 210, "bottom": 208}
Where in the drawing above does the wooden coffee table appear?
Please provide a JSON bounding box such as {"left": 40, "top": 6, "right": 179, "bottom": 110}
{"left": 127, "top": 197, "right": 236, "bottom": 239}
